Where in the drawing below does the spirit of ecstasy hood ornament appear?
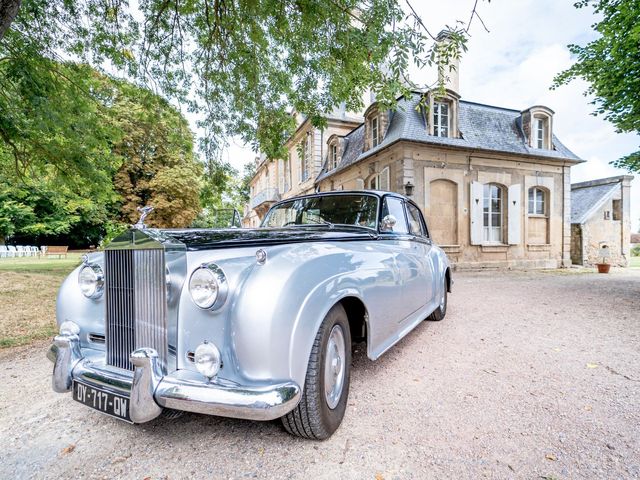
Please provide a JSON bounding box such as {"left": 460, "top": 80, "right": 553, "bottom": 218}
{"left": 134, "top": 206, "right": 154, "bottom": 229}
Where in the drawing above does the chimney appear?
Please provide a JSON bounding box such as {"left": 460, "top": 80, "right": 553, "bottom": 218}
{"left": 435, "top": 30, "right": 460, "bottom": 94}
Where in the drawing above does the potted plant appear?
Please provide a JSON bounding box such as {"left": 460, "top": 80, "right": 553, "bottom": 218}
{"left": 596, "top": 244, "right": 611, "bottom": 273}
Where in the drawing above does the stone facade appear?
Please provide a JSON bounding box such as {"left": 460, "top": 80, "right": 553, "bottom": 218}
{"left": 243, "top": 46, "right": 614, "bottom": 269}
{"left": 244, "top": 109, "right": 362, "bottom": 228}
{"left": 570, "top": 176, "right": 634, "bottom": 266}
{"left": 315, "top": 142, "right": 574, "bottom": 269}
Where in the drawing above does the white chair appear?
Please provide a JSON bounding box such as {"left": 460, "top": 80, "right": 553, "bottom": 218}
{"left": 7, "top": 246, "right": 17, "bottom": 257}
{"left": 0, "top": 245, "right": 8, "bottom": 258}
{"left": 31, "top": 246, "right": 40, "bottom": 257}
{"left": 16, "top": 246, "right": 25, "bottom": 257}
{"left": 40, "top": 246, "right": 48, "bottom": 256}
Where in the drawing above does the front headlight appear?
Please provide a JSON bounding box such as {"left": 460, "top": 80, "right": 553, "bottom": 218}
{"left": 189, "top": 264, "right": 228, "bottom": 310}
{"left": 78, "top": 264, "right": 104, "bottom": 299}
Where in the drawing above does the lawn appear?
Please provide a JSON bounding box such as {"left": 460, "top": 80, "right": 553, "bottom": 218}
{"left": 0, "top": 252, "right": 83, "bottom": 276}
{"left": 0, "top": 254, "right": 82, "bottom": 348}
{"left": 630, "top": 256, "right": 640, "bottom": 268}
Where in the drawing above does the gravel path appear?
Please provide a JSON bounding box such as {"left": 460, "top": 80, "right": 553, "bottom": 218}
{"left": 1, "top": 269, "right": 639, "bottom": 479}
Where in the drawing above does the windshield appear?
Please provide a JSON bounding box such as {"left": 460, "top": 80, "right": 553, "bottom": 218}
{"left": 262, "top": 194, "right": 379, "bottom": 229}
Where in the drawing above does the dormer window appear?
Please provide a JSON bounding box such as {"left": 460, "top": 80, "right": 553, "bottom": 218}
{"left": 363, "top": 103, "right": 388, "bottom": 151}
{"left": 330, "top": 143, "right": 338, "bottom": 169}
{"left": 433, "top": 101, "right": 449, "bottom": 137}
{"left": 425, "top": 90, "right": 459, "bottom": 139}
{"left": 371, "top": 116, "right": 380, "bottom": 147}
{"left": 521, "top": 106, "right": 554, "bottom": 150}
{"left": 326, "top": 134, "right": 342, "bottom": 171}
{"left": 535, "top": 118, "right": 544, "bottom": 149}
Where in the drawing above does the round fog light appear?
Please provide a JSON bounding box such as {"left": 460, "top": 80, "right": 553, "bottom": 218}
{"left": 194, "top": 342, "right": 221, "bottom": 379}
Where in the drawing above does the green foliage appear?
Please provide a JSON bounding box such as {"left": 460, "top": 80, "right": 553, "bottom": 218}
{"left": 191, "top": 208, "right": 241, "bottom": 229}
{"left": 111, "top": 81, "right": 202, "bottom": 228}
{"left": 0, "top": 57, "right": 203, "bottom": 243}
{"left": 98, "top": 221, "right": 128, "bottom": 249}
{"left": 631, "top": 244, "right": 640, "bottom": 257}
{"left": 3, "top": 0, "right": 473, "bottom": 161}
{"left": 238, "top": 163, "right": 258, "bottom": 206}
{"left": 0, "top": 170, "right": 112, "bottom": 245}
{"left": 553, "top": 0, "right": 640, "bottom": 172}
{"left": 1, "top": 0, "right": 483, "bottom": 243}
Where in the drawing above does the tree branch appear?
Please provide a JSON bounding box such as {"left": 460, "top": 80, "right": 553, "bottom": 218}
{"left": 0, "top": 0, "right": 21, "bottom": 41}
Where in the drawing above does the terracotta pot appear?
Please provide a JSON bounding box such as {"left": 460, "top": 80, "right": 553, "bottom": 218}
{"left": 596, "top": 263, "right": 610, "bottom": 274}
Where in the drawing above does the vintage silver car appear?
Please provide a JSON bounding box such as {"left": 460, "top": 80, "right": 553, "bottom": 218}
{"left": 48, "top": 191, "right": 452, "bottom": 439}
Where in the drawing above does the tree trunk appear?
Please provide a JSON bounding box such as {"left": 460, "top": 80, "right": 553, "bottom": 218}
{"left": 0, "top": 0, "right": 22, "bottom": 41}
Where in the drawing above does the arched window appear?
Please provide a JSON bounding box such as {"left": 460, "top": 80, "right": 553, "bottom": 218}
{"left": 364, "top": 102, "right": 390, "bottom": 151}
{"left": 522, "top": 106, "right": 553, "bottom": 150}
{"left": 483, "top": 183, "right": 504, "bottom": 243}
{"left": 367, "top": 167, "right": 390, "bottom": 191}
{"left": 528, "top": 187, "right": 546, "bottom": 215}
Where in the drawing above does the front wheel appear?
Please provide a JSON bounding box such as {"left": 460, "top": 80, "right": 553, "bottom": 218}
{"left": 281, "top": 304, "right": 351, "bottom": 439}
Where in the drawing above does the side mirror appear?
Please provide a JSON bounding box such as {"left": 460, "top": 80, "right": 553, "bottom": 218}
{"left": 380, "top": 214, "right": 397, "bottom": 232}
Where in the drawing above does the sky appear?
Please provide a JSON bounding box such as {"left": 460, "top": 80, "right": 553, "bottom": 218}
{"left": 207, "top": 0, "right": 640, "bottom": 231}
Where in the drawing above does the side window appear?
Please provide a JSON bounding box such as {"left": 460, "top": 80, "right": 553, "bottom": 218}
{"left": 381, "top": 197, "right": 409, "bottom": 234}
{"left": 406, "top": 203, "right": 426, "bottom": 236}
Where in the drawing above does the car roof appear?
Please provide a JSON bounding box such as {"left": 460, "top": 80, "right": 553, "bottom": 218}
{"left": 275, "top": 190, "right": 409, "bottom": 203}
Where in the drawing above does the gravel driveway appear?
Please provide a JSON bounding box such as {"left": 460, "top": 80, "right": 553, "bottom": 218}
{"left": 1, "top": 269, "right": 639, "bottom": 479}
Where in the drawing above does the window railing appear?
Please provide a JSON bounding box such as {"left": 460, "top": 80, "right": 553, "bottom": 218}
{"left": 250, "top": 188, "right": 281, "bottom": 209}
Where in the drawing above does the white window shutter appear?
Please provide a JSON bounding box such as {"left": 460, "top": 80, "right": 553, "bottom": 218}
{"left": 470, "top": 181, "right": 483, "bottom": 245}
{"left": 508, "top": 184, "right": 522, "bottom": 245}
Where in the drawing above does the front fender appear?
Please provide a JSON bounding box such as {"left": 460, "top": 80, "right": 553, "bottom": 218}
{"left": 56, "top": 253, "right": 105, "bottom": 347}
{"left": 231, "top": 242, "right": 370, "bottom": 389}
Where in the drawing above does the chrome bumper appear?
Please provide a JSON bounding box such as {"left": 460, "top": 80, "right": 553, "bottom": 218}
{"left": 48, "top": 333, "right": 301, "bottom": 423}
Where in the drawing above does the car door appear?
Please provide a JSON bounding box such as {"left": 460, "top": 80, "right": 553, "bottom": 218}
{"left": 405, "top": 200, "right": 436, "bottom": 307}
{"left": 379, "top": 196, "right": 427, "bottom": 323}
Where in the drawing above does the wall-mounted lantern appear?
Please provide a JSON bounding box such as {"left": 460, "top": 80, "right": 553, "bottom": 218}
{"left": 404, "top": 181, "right": 414, "bottom": 197}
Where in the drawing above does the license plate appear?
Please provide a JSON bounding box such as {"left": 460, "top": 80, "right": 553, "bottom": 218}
{"left": 72, "top": 381, "right": 132, "bottom": 423}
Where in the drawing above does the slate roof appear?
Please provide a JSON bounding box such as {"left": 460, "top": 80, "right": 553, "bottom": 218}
{"left": 317, "top": 92, "right": 583, "bottom": 182}
{"left": 570, "top": 182, "right": 619, "bottom": 224}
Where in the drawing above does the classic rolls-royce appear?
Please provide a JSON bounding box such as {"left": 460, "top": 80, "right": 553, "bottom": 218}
{"left": 48, "top": 191, "right": 451, "bottom": 439}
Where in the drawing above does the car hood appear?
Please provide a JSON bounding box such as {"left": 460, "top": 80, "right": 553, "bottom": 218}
{"left": 162, "top": 227, "right": 377, "bottom": 251}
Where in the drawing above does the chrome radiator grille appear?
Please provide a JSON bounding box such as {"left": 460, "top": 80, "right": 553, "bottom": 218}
{"left": 105, "top": 249, "right": 168, "bottom": 372}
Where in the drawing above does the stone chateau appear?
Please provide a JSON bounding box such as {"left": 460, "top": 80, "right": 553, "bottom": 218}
{"left": 244, "top": 36, "right": 633, "bottom": 269}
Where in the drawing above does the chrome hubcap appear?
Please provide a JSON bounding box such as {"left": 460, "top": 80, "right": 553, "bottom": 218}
{"left": 324, "top": 325, "right": 346, "bottom": 409}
